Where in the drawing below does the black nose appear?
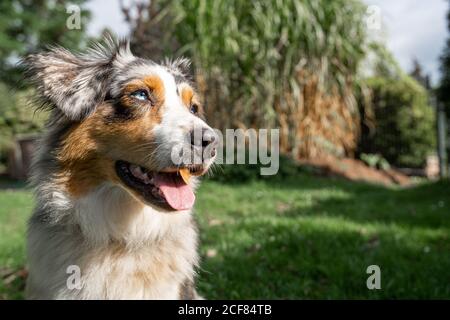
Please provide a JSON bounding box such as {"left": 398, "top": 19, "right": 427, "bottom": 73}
{"left": 190, "top": 128, "right": 217, "bottom": 148}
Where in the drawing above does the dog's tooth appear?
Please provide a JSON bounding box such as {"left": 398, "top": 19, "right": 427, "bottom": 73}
{"left": 179, "top": 168, "right": 191, "bottom": 184}
{"left": 130, "top": 164, "right": 149, "bottom": 181}
{"left": 142, "top": 172, "right": 152, "bottom": 184}
{"left": 130, "top": 164, "right": 142, "bottom": 177}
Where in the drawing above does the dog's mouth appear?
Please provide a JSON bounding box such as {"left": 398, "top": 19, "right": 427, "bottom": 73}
{"left": 115, "top": 160, "right": 205, "bottom": 211}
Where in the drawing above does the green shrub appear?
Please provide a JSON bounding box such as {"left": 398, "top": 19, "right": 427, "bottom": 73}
{"left": 360, "top": 153, "right": 390, "bottom": 170}
{"left": 210, "top": 151, "right": 308, "bottom": 183}
{"left": 0, "top": 83, "right": 47, "bottom": 170}
{"left": 359, "top": 76, "right": 436, "bottom": 168}
{"left": 159, "top": 0, "right": 369, "bottom": 159}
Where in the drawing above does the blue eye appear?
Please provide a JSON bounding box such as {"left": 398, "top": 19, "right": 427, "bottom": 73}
{"left": 131, "top": 90, "right": 149, "bottom": 101}
{"left": 190, "top": 104, "right": 199, "bottom": 114}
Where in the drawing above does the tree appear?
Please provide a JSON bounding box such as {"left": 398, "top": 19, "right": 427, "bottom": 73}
{"left": 410, "top": 58, "right": 430, "bottom": 90}
{"left": 0, "top": 0, "right": 91, "bottom": 85}
{"left": 360, "top": 76, "right": 436, "bottom": 168}
{"left": 438, "top": 0, "right": 450, "bottom": 116}
{"left": 119, "top": 0, "right": 177, "bottom": 60}
{"left": 0, "top": 0, "right": 91, "bottom": 170}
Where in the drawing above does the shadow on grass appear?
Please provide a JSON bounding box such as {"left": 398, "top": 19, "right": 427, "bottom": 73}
{"left": 197, "top": 177, "right": 450, "bottom": 299}
{"left": 198, "top": 215, "right": 450, "bottom": 299}
{"left": 1, "top": 172, "right": 448, "bottom": 299}
{"left": 0, "top": 176, "right": 28, "bottom": 190}
{"left": 0, "top": 269, "right": 26, "bottom": 300}
{"left": 274, "top": 178, "right": 450, "bottom": 230}
{"left": 211, "top": 169, "right": 450, "bottom": 230}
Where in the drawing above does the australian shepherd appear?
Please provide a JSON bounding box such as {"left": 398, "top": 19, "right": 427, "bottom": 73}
{"left": 22, "top": 37, "right": 218, "bottom": 299}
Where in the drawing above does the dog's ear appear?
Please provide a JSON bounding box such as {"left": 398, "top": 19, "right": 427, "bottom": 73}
{"left": 23, "top": 38, "right": 134, "bottom": 120}
{"left": 162, "top": 57, "right": 192, "bottom": 80}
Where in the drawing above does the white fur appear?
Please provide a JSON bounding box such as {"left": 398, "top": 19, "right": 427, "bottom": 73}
{"left": 26, "top": 183, "right": 198, "bottom": 299}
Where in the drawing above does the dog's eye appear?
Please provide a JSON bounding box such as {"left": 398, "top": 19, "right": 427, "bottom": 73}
{"left": 130, "top": 90, "right": 149, "bottom": 101}
{"left": 190, "top": 104, "right": 199, "bottom": 114}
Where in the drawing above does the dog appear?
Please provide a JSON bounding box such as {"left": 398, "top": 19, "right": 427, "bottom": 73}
{"left": 22, "top": 37, "right": 218, "bottom": 299}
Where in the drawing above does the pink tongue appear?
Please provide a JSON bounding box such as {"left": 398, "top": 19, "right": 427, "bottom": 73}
{"left": 153, "top": 173, "right": 195, "bottom": 211}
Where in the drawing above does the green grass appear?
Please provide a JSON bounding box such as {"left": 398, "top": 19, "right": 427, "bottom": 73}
{"left": 0, "top": 174, "right": 449, "bottom": 299}
{"left": 0, "top": 179, "right": 33, "bottom": 299}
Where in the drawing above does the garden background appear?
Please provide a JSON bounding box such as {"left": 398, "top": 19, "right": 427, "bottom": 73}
{"left": 0, "top": 0, "right": 449, "bottom": 299}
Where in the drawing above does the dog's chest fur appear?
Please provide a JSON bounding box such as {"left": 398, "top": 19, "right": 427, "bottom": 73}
{"left": 71, "top": 232, "right": 197, "bottom": 299}
{"left": 26, "top": 184, "right": 199, "bottom": 299}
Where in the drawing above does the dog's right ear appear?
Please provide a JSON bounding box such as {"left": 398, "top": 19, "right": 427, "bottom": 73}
{"left": 22, "top": 39, "right": 133, "bottom": 120}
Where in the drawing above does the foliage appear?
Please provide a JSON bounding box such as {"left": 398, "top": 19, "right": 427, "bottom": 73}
{"left": 0, "top": 0, "right": 91, "bottom": 170}
{"left": 0, "top": 83, "right": 48, "bottom": 170}
{"left": 409, "top": 59, "right": 431, "bottom": 89}
{"left": 437, "top": 0, "right": 450, "bottom": 166}
{"left": 0, "top": 0, "right": 91, "bottom": 84}
{"left": 359, "top": 76, "right": 436, "bottom": 168}
{"left": 438, "top": 0, "right": 450, "bottom": 117}
{"left": 119, "top": 0, "right": 178, "bottom": 60}
{"left": 210, "top": 153, "right": 310, "bottom": 184}
{"left": 365, "top": 42, "right": 403, "bottom": 80}
{"left": 125, "top": 0, "right": 370, "bottom": 159}
{"left": 360, "top": 153, "right": 390, "bottom": 171}
{"left": 1, "top": 174, "right": 450, "bottom": 299}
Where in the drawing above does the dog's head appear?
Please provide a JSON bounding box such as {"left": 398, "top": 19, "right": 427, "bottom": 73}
{"left": 24, "top": 38, "right": 218, "bottom": 212}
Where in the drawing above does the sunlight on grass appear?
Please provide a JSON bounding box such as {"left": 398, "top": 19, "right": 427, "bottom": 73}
{"left": 0, "top": 175, "right": 449, "bottom": 299}
{"left": 195, "top": 178, "right": 450, "bottom": 299}
{"left": 0, "top": 189, "right": 33, "bottom": 299}
{"left": 0, "top": 190, "right": 32, "bottom": 268}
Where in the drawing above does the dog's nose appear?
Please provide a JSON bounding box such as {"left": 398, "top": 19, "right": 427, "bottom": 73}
{"left": 190, "top": 128, "right": 217, "bottom": 149}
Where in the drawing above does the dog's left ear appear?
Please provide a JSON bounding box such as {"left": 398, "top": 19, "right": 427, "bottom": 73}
{"left": 163, "top": 57, "right": 192, "bottom": 79}
{"left": 23, "top": 39, "right": 133, "bottom": 120}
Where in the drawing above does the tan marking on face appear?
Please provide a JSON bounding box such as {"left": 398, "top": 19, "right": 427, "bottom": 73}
{"left": 56, "top": 121, "right": 117, "bottom": 197}
{"left": 121, "top": 75, "right": 165, "bottom": 108}
{"left": 180, "top": 85, "right": 194, "bottom": 106}
{"left": 144, "top": 75, "right": 165, "bottom": 102}
{"left": 179, "top": 84, "right": 204, "bottom": 116}
{"left": 57, "top": 91, "right": 165, "bottom": 198}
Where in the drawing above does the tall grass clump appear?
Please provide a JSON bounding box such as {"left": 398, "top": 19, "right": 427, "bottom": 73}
{"left": 163, "top": 0, "right": 369, "bottom": 158}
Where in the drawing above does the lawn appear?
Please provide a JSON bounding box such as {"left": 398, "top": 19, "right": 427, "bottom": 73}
{"left": 0, "top": 173, "right": 449, "bottom": 299}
